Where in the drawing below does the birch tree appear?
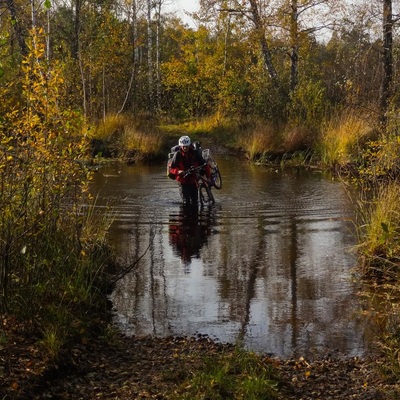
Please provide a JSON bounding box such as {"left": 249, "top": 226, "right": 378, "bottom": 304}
{"left": 146, "top": 0, "right": 155, "bottom": 112}
{"left": 380, "top": 0, "right": 393, "bottom": 130}
{"left": 199, "top": 0, "right": 338, "bottom": 112}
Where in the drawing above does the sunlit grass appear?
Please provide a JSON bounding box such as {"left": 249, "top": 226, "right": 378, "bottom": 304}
{"left": 353, "top": 125, "right": 400, "bottom": 390}
{"left": 123, "top": 124, "right": 166, "bottom": 158}
{"left": 88, "top": 113, "right": 167, "bottom": 158}
{"left": 90, "top": 113, "right": 128, "bottom": 142}
{"left": 357, "top": 183, "right": 400, "bottom": 263}
{"left": 237, "top": 123, "right": 278, "bottom": 161}
{"left": 234, "top": 122, "right": 314, "bottom": 163}
{"left": 356, "top": 181, "right": 400, "bottom": 382}
{"left": 160, "top": 114, "right": 240, "bottom": 146}
{"left": 318, "top": 112, "right": 373, "bottom": 167}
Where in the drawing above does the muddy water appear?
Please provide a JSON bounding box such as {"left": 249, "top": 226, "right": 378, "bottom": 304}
{"left": 90, "top": 156, "right": 369, "bottom": 358}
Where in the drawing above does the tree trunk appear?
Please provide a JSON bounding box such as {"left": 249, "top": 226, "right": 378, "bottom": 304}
{"left": 248, "top": 0, "right": 279, "bottom": 88}
{"left": 31, "top": 0, "right": 36, "bottom": 28}
{"left": 379, "top": 0, "right": 393, "bottom": 131}
{"left": 155, "top": 0, "right": 162, "bottom": 112}
{"left": 46, "top": 4, "right": 50, "bottom": 60}
{"left": 119, "top": 0, "right": 138, "bottom": 114}
{"left": 147, "top": 0, "right": 154, "bottom": 113}
{"left": 290, "top": 0, "right": 299, "bottom": 93}
{"left": 72, "top": 0, "right": 83, "bottom": 60}
{"left": 5, "top": 0, "right": 28, "bottom": 55}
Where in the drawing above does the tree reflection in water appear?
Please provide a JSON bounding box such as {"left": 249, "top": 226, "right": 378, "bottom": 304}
{"left": 94, "top": 159, "right": 368, "bottom": 358}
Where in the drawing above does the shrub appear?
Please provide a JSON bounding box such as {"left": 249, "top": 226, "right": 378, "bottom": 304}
{"left": 0, "top": 28, "right": 113, "bottom": 359}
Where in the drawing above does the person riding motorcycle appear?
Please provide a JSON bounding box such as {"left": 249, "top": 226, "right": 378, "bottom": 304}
{"left": 169, "top": 135, "right": 210, "bottom": 205}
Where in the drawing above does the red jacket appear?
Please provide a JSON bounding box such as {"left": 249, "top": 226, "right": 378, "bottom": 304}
{"left": 170, "top": 147, "right": 210, "bottom": 185}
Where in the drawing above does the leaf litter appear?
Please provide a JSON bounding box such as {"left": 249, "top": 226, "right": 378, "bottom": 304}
{"left": 1, "top": 319, "right": 399, "bottom": 399}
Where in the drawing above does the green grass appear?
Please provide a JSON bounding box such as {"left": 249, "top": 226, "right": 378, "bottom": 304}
{"left": 1, "top": 197, "right": 114, "bottom": 360}
{"left": 170, "top": 347, "right": 280, "bottom": 400}
{"left": 40, "top": 322, "right": 68, "bottom": 360}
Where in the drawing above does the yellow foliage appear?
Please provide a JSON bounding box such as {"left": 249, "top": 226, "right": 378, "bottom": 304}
{"left": 0, "top": 28, "right": 92, "bottom": 316}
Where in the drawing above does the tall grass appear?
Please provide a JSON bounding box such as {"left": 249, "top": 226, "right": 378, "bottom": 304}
{"left": 123, "top": 123, "right": 166, "bottom": 159}
{"left": 318, "top": 112, "right": 373, "bottom": 167}
{"left": 356, "top": 181, "right": 400, "bottom": 386}
{"left": 91, "top": 113, "right": 128, "bottom": 142}
{"left": 234, "top": 121, "right": 313, "bottom": 163}
{"left": 282, "top": 125, "right": 313, "bottom": 153}
{"left": 4, "top": 199, "right": 114, "bottom": 359}
{"left": 355, "top": 133, "right": 400, "bottom": 265}
{"left": 236, "top": 122, "right": 278, "bottom": 161}
{"left": 89, "top": 113, "right": 167, "bottom": 159}
{"left": 161, "top": 113, "right": 241, "bottom": 148}
{"left": 357, "top": 183, "right": 400, "bottom": 264}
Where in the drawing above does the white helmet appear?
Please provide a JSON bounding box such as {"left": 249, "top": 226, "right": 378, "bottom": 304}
{"left": 179, "top": 135, "right": 191, "bottom": 146}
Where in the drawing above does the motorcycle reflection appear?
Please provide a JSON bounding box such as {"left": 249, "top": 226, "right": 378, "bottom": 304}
{"left": 169, "top": 205, "right": 215, "bottom": 270}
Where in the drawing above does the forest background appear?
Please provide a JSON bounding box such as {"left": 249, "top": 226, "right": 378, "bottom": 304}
{"left": 1, "top": 0, "right": 398, "bottom": 160}
{"left": 2, "top": 0, "right": 400, "bottom": 398}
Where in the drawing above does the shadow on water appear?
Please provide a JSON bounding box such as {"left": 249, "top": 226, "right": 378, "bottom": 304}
{"left": 91, "top": 157, "right": 371, "bottom": 359}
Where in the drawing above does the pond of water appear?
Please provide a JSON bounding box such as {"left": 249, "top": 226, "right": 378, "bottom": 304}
{"left": 90, "top": 155, "right": 369, "bottom": 359}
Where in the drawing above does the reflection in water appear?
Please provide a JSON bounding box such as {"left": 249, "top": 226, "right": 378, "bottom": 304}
{"left": 169, "top": 205, "right": 214, "bottom": 271}
{"left": 92, "top": 158, "right": 369, "bottom": 358}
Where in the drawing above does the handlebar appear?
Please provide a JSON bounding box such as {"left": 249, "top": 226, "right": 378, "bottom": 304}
{"left": 183, "top": 163, "right": 207, "bottom": 178}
